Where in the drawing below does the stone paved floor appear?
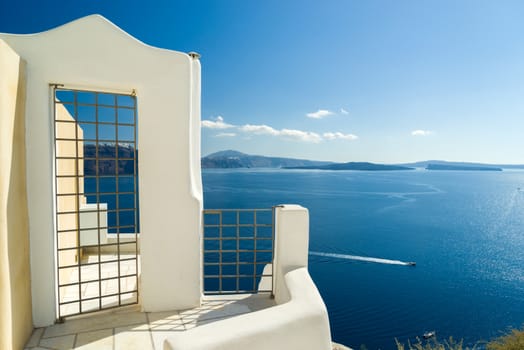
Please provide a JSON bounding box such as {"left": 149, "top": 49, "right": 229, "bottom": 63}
{"left": 25, "top": 294, "right": 275, "bottom": 350}
{"left": 59, "top": 254, "right": 138, "bottom": 317}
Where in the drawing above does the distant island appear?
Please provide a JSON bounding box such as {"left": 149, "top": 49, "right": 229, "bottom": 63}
{"left": 284, "top": 162, "right": 413, "bottom": 171}
{"left": 400, "top": 160, "right": 524, "bottom": 170}
{"left": 201, "top": 150, "right": 332, "bottom": 168}
{"left": 201, "top": 150, "right": 524, "bottom": 171}
{"left": 201, "top": 151, "right": 411, "bottom": 171}
{"left": 84, "top": 144, "right": 136, "bottom": 175}
{"left": 426, "top": 164, "right": 502, "bottom": 171}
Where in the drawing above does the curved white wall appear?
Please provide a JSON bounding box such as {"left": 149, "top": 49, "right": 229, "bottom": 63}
{"left": 164, "top": 205, "right": 332, "bottom": 350}
{"left": 164, "top": 268, "right": 332, "bottom": 350}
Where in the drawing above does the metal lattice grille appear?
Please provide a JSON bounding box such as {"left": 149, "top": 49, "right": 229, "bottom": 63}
{"left": 53, "top": 87, "right": 139, "bottom": 318}
{"left": 203, "top": 209, "right": 274, "bottom": 295}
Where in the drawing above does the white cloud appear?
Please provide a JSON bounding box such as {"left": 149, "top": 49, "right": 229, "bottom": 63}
{"left": 240, "top": 123, "right": 356, "bottom": 143}
{"left": 340, "top": 108, "right": 349, "bottom": 115}
{"left": 240, "top": 124, "right": 321, "bottom": 143}
{"left": 215, "top": 132, "right": 236, "bottom": 137}
{"left": 280, "top": 129, "right": 322, "bottom": 143}
{"left": 202, "top": 116, "right": 235, "bottom": 129}
{"left": 203, "top": 115, "right": 358, "bottom": 144}
{"left": 323, "top": 132, "right": 358, "bottom": 141}
{"left": 306, "top": 109, "right": 335, "bottom": 119}
{"left": 411, "top": 129, "right": 433, "bottom": 136}
{"left": 240, "top": 124, "right": 280, "bottom": 136}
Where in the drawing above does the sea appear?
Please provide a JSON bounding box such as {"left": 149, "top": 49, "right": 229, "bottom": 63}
{"left": 202, "top": 168, "right": 524, "bottom": 350}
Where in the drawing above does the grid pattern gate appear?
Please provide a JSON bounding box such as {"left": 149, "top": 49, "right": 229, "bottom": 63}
{"left": 203, "top": 209, "right": 275, "bottom": 295}
{"left": 53, "top": 87, "right": 139, "bottom": 319}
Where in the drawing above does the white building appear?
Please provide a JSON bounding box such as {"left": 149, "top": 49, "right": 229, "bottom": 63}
{"left": 0, "top": 15, "right": 334, "bottom": 350}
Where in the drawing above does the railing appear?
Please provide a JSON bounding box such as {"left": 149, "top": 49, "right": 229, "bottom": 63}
{"left": 203, "top": 208, "right": 274, "bottom": 295}
{"left": 166, "top": 205, "right": 333, "bottom": 350}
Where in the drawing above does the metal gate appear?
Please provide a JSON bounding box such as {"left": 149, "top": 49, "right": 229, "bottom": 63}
{"left": 203, "top": 208, "right": 275, "bottom": 295}
{"left": 53, "top": 86, "right": 139, "bottom": 318}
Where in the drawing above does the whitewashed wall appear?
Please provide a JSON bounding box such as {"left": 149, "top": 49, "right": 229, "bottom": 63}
{"left": 0, "top": 15, "right": 202, "bottom": 326}
{"left": 164, "top": 205, "right": 332, "bottom": 350}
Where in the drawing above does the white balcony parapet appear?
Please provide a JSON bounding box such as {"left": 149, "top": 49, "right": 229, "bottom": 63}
{"left": 79, "top": 203, "right": 107, "bottom": 246}
{"left": 164, "top": 205, "right": 332, "bottom": 350}
{"left": 164, "top": 267, "right": 331, "bottom": 350}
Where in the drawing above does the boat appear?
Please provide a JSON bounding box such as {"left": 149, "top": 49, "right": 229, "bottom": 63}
{"left": 423, "top": 331, "right": 436, "bottom": 339}
{"left": 407, "top": 262, "right": 416, "bottom": 266}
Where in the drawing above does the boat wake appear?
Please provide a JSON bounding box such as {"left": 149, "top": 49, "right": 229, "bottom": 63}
{"left": 309, "top": 251, "right": 414, "bottom": 266}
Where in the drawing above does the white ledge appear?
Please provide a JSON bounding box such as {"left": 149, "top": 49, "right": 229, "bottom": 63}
{"left": 163, "top": 267, "right": 332, "bottom": 350}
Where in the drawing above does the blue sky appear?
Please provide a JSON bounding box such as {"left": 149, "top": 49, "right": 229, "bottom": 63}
{"left": 1, "top": 1, "right": 523, "bottom": 163}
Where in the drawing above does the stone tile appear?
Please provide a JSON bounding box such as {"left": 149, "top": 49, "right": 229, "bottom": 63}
{"left": 177, "top": 302, "right": 224, "bottom": 319}
{"left": 182, "top": 317, "right": 220, "bottom": 330}
{"left": 178, "top": 304, "right": 220, "bottom": 324}
{"left": 202, "top": 300, "right": 229, "bottom": 307}
{"left": 25, "top": 327, "right": 44, "bottom": 347}
{"left": 148, "top": 312, "right": 185, "bottom": 332}
{"left": 239, "top": 294, "right": 276, "bottom": 311}
{"left": 37, "top": 295, "right": 276, "bottom": 350}
{"left": 39, "top": 334, "right": 76, "bottom": 350}
{"left": 44, "top": 309, "right": 147, "bottom": 338}
{"left": 74, "top": 329, "right": 113, "bottom": 350}
{"left": 178, "top": 294, "right": 276, "bottom": 329}
{"left": 148, "top": 310, "right": 181, "bottom": 323}
{"left": 202, "top": 303, "right": 251, "bottom": 320}
{"left": 114, "top": 325, "right": 153, "bottom": 350}
{"left": 180, "top": 301, "right": 251, "bottom": 326}
{"left": 149, "top": 323, "right": 185, "bottom": 331}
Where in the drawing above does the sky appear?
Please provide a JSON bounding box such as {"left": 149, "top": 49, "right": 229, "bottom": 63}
{"left": 1, "top": 0, "right": 524, "bottom": 163}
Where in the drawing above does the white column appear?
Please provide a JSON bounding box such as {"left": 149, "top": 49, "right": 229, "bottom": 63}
{"left": 273, "top": 205, "right": 309, "bottom": 304}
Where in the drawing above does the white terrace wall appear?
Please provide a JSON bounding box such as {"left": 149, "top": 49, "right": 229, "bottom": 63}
{"left": 164, "top": 205, "right": 332, "bottom": 350}
{"left": 0, "top": 15, "right": 202, "bottom": 327}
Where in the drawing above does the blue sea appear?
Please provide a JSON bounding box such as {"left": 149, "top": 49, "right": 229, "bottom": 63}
{"left": 202, "top": 168, "right": 524, "bottom": 350}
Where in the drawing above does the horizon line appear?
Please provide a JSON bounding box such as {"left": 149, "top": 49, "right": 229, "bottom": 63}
{"left": 202, "top": 149, "right": 524, "bottom": 166}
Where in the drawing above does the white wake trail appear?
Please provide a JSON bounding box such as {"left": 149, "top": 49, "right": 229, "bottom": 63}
{"left": 309, "top": 251, "right": 412, "bottom": 266}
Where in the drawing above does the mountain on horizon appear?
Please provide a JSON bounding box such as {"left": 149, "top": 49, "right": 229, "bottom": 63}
{"left": 202, "top": 150, "right": 524, "bottom": 170}
{"left": 204, "top": 150, "right": 248, "bottom": 159}
{"left": 285, "top": 162, "right": 413, "bottom": 171}
{"left": 202, "top": 150, "right": 332, "bottom": 168}
{"left": 400, "top": 160, "right": 524, "bottom": 169}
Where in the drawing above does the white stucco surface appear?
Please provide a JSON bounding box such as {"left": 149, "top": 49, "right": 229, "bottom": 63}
{"left": 0, "top": 15, "right": 202, "bottom": 326}
{"left": 164, "top": 268, "right": 332, "bottom": 350}
{"left": 164, "top": 205, "right": 332, "bottom": 350}
{"left": 79, "top": 203, "right": 108, "bottom": 246}
{"left": 273, "top": 204, "right": 310, "bottom": 303}
{"left": 0, "top": 38, "right": 33, "bottom": 350}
